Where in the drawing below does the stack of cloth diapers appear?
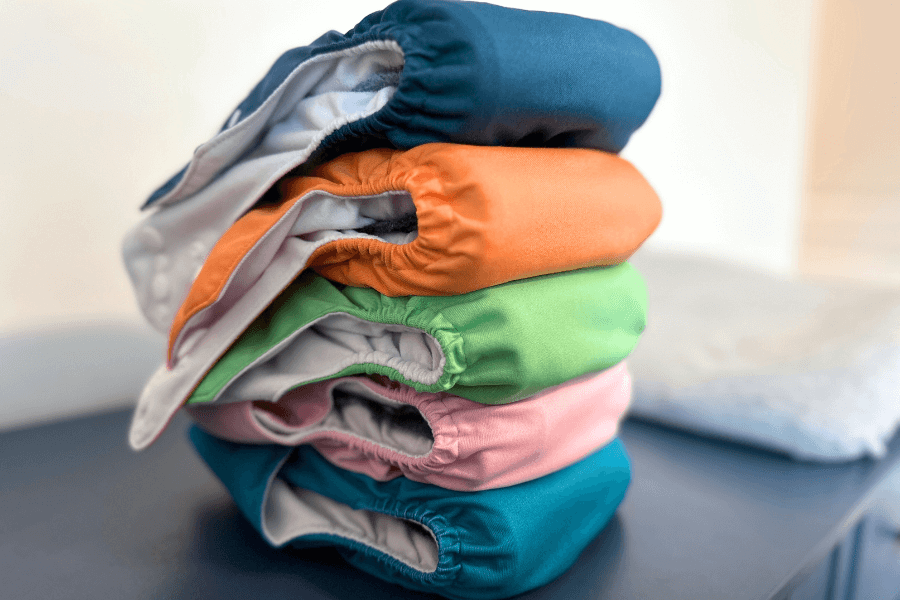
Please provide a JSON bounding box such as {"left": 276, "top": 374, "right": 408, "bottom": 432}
{"left": 122, "top": 1, "right": 662, "bottom": 598}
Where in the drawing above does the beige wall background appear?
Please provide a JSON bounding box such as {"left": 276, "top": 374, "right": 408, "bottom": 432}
{"left": 1, "top": 0, "right": 819, "bottom": 337}
{"left": 800, "top": 0, "right": 900, "bottom": 286}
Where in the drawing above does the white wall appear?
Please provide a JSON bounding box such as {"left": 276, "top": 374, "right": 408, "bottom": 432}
{"left": 0, "top": 0, "right": 390, "bottom": 337}
{"left": 0, "top": 0, "right": 817, "bottom": 336}
{"left": 799, "top": 0, "right": 900, "bottom": 286}
{"left": 600, "top": 0, "right": 817, "bottom": 275}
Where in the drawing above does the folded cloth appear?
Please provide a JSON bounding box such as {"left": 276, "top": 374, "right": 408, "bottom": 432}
{"left": 122, "top": 0, "right": 661, "bottom": 332}
{"left": 166, "top": 143, "right": 661, "bottom": 359}
{"left": 129, "top": 264, "right": 646, "bottom": 450}
{"left": 189, "top": 426, "right": 631, "bottom": 600}
{"left": 628, "top": 250, "right": 900, "bottom": 461}
{"left": 187, "top": 363, "right": 632, "bottom": 491}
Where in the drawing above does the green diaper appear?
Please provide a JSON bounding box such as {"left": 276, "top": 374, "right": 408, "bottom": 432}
{"left": 189, "top": 264, "right": 646, "bottom": 405}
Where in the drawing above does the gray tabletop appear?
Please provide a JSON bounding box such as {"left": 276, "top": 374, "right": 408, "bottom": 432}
{"left": 2, "top": 408, "right": 900, "bottom": 600}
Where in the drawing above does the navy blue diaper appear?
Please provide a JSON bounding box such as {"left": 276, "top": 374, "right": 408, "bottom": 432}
{"left": 143, "top": 0, "right": 660, "bottom": 208}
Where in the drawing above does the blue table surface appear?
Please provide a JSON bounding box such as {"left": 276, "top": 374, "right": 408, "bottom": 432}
{"left": 2, "top": 408, "right": 899, "bottom": 600}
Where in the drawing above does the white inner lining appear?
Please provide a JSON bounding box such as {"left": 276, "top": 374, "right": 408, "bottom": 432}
{"left": 254, "top": 378, "right": 434, "bottom": 456}
{"left": 211, "top": 312, "right": 446, "bottom": 405}
{"left": 265, "top": 478, "right": 440, "bottom": 573}
{"left": 123, "top": 42, "right": 405, "bottom": 333}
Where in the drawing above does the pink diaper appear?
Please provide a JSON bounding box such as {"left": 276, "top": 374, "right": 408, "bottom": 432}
{"left": 186, "top": 362, "right": 632, "bottom": 492}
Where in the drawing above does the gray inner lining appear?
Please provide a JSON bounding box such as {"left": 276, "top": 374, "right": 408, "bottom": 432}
{"left": 264, "top": 478, "right": 440, "bottom": 573}
{"left": 254, "top": 379, "right": 435, "bottom": 457}
{"left": 292, "top": 189, "right": 418, "bottom": 246}
{"left": 214, "top": 312, "right": 446, "bottom": 405}
{"left": 351, "top": 67, "right": 403, "bottom": 93}
{"left": 355, "top": 212, "right": 418, "bottom": 237}
{"left": 170, "top": 189, "right": 418, "bottom": 362}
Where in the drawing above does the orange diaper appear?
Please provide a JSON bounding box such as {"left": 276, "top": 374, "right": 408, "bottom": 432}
{"left": 168, "top": 143, "right": 660, "bottom": 358}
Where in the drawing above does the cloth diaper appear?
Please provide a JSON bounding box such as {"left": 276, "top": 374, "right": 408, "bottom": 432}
{"left": 129, "top": 264, "right": 646, "bottom": 450}
{"left": 122, "top": 0, "right": 661, "bottom": 332}
{"left": 189, "top": 426, "right": 631, "bottom": 600}
{"left": 186, "top": 362, "right": 632, "bottom": 491}
{"left": 166, "top": 143, "right": 661, "bottom": 358}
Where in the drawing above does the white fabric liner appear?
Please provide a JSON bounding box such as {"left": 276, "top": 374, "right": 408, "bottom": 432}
{"left": 627, "top": 250, "right": 900, "bottom": 461}
{"left": 169, "top": 189, "right": 417, "bottom": 357}
{"left": 123, "top": 41, "right": 404, "bottom": 333}
{"left": 265, "top": 478, "right": 439, "bottom": 573}
{"left": 212, "top": 312, "right": 446, "bottom": 406}
{"left": 255, "top": 378, "right": 434, "bottom": 457}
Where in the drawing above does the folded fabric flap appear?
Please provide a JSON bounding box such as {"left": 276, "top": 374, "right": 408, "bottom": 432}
{"left": 187, "top": 376, "right": 436, "bottom": 457}
{"left": 129, "top": 267, "right": 459, "bottom": 451}
{"left": 129, "top": 361, "right": 195, "bottom": 451}
{"left": 182, "top": 271, "right": 459, "bottom": 405}
{"left": 196, "top": 310, "right": 449, "bottom": 404}
{"left": 189, "top": 425, "right": 632, "bottom": 600}
{"left": 265, "top": 479, "right": 440, "bottom": 572}
{"left": 127, "top": 247, "right": 383, "bottom": 450}
{"left": 258, "top": 379, "right": 436, "bottom": 456}
{"left": 167, "top": 187, "right": 417, "bottom": 359}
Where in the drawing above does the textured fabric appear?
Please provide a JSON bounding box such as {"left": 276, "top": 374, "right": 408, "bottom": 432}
{"left": 166, "top": 144, "right": 660, "bottom": 357}
{"left": 122, "top": 0, "right": 661, "bottom": 333}
{"left": 128, "top": 264, "right": 646, "bottom": 450}
{"left": 628, "top": 250, "right": 900, "bottom": 462}
{"left": 189, "top": 426, "right": 631, "bottom": 600}
{"left": 186, "top": 363, "right": 632, "bottom": 491}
